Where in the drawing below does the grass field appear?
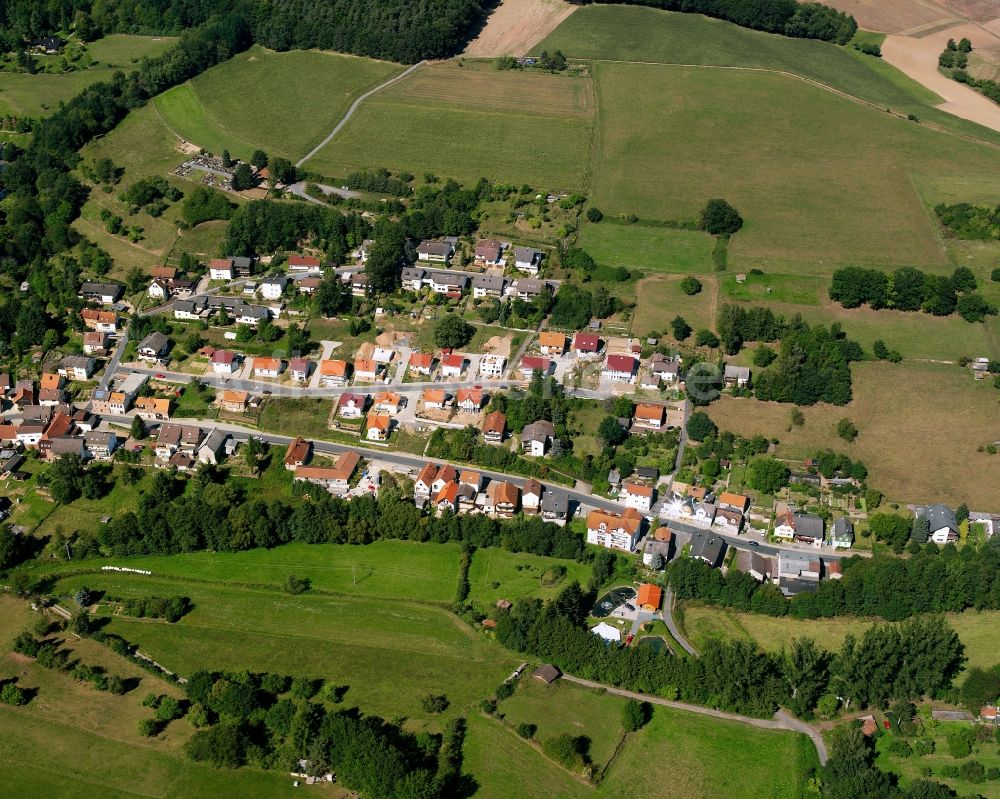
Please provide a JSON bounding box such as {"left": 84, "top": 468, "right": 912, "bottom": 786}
{"left": 720, "top": 271, "right": 824, "bottom": 305}
{"left": 155, "top": 46, "right": 402, "bottom": 161}
{"left": 707, "top": 361, "right": 1000, "bottom": 506}
{"left": 256, "top": 397, "right": 333, "bottom": 440}
{"left": 681, "top": 603, "right": 1000, "bottom": 671}
{"left": 631, "top": 275, "right": 717, "bottom": 337}
{"left": 0, "top": 35, "right": 176, "bottom": 118}
{"left": 577, "top": 223, "right": 717, "bottom": 274}
{"left": 466, "top": 548, "right": 592, "bottom": 608}
{"left": 43, "top": 540, "right": 462, "bottom": 603}
{"left": 305, "top": 59, "right": 594, "bottom": 189}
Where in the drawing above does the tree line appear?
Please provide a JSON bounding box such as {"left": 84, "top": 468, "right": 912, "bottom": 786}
{"left": 566, "top": 0, "right": 856, "bottom": 44}
{"left": 668, "top": 537, "right": 1000, "bottom": 622}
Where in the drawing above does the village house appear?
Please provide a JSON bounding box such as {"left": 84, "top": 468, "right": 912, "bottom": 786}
{"left": 460, "top": 470, "right": 484, "bottom": 492}
{"left": 456, "top": 387, "right": 485, "bottom": 413}
{"left": 44, "top": 435, "right": 86, "bottom": 462}
{"left": 287, "top": 255, "right": 322, "bottom": 272}
{"left": 209, "top": 258, "right": 235, "bottom": 280}
{"left": 414, "top": 463, "right": 439, "bottom": 498}
{"left": 401, "top": 267, "right": 426, "bottom": 292}
{"left": 440, "top": 354, "right": 466, "bottom": 378}
{"left": 72, "top": 410, "right": 98, "bottom": 433}
{"left": 633, "top": 403, "right": 665, "bottom": 429}
{"left": 482, "top": 411, "right": 506, "bottom": 444}
{"left": 518, "top": 356, "right": 553, "bottom": 379}
{"left": 155, "top": 423, "right": 202, "bottom": 460}
{"left": 78, "top": 281, "right": 123, "bottom": 305}
{"left": 773, "top": 511, "right": 825, "bottom": 548}
{"left": 353, "top": 358, "right": 380, "bottom": 383}
{"left": 432, "top": 465, "right": 458, "bottom": 495}
{"left": 420, "top": 389, "right": 449, "bottom": 411}
{"left": 148, "top": 278, "right": 170, "bottom": 301}
{"left": 572, "top": 332, "right": 600, "bottom": 356}
{"left": 417, "top": 240, "right": 454, "bottom": 263}
{"left": 253, "top": 357, "right": 283, "bottom": 379}
{"left": 40, "top": 373, "right": 64, "bottom": 393}
{"left": 829, "top": 518, "right": 855, "bottom": 549}
{"left": 373, "top": 391, "right": 403, "bottom": 415}
{"left": 259, "top": 276, "right": 289, "bottom": 301}
{"left": 434, "top": 480, "right": 460, "bottom": 513}
{"left": 777, "top": 552, "right": 821, "bottom": 595}
{"left": 137, "top": 332, "right": 172, "bottom": 363}
{"left": 586, "top": 508, "right": 644, "bottom": 551}
{"left": 643, "top": 536, "right": 672, "bottom": 568}
{"left": 541, "top": 490, "right": 569, "bottom": 525}
{"left": 294, "top": 451, "right": 360, "bottom": 495}
{"left": 135, "top": 396, "right": 171, "bottom": 422}
{"left": 318, "top": 359, "right": 349, "bottom": 387}
{"left": 689, "top": 530, "right": 726, "bottom": 566}
{"left": 91, "top": 372, "right": 146, "bottom": 415}
{"left": 486, "top": 480, "right": 520, "bottom": 518}
{"left": 197, "top": 428, "right": 229, "bottom": 465}
{"left": 474, "top": 239, "right": 505, "bottom": 267}
{"left": 603, "top": 354, "right": 637, "bottom": 384}
{"left": 429, "top": 272, "right": 468, "bottom": 295}
{"left": 366, "top": 412, "right": 392, "bottom": 441}
{"left": 81, "top": 309, "right": 119, "bottom": 333}
{"left": 622, "top": 481, "right": 654, "bottom": 513}
{"left": 918, "top": 503, "right": 959, "bottom": 544}
{"left": 717, "top": 492, "right": 750, "bottom": 513}
{"left": 479, "top": 354, "right": 506, "bottom": 379}
{"left": 297, "top": 276, "right": 322, "bottom": 295}
{"left": 713, "top": 507, "right": 743, "bottom": 532}
{"left": 82, "top": 331, "right": 110, "bottom": 356}
{"left": 84, "top": 431, "right": 118, "bottom": 461}
{"left": 288, "top": 357, "right": 310, "bottom": 383}
{"left": 211, "top": 350, "right": 240, "bottom": 374}
{"left": 284, "top": 436, "right": 311, "bottom": 470}
{"left": 650, "top": 354, "right": 680, "bottom": 385}
{"left": 337, "top": 393, "right": 367, "bottom": 419}
{"left": 724, "top": 364, "right": 751, "bottom": 388}
{"left": 522, "top": 479, "right": 543, "bottom": 515}
{"left": 637, "top": 583, "right": 663, "bottom": 612}
{"left": 538, "top": 332, "right": 568, "bottom": 356}
{"left": 472, "top": 273, "right": 506, "bottom": 299}
{"left": 350, "top": 273, "right": 370, "bottom": 296}
{"left": 513, "top": 247, "right": 543, "bottom": 274}
{"left": 38, "top": 387, "right": 65, "bottom": 406}
{"left": 372, "top": 346, "right": 394, "bottom": 365}
{"left": 15, "top": 421, "right": 46, "bottom": 447}
{"left": 173, "top": 297, "right": 207, "bottom": 320}
{"left": 409, "top": 352, "right": 435, "bottom": 376}
{"left": 521, "top": 419, "right": 554, "bottom": 457}
{"left": 219, "top": 389, "right": 249, "bottom": 413}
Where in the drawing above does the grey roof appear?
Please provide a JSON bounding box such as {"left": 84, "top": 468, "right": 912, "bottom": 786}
{"left": 652, "top": 360, "right": 679, "bottom": 375}
{"left": 50, "top": 436, "right": 85, "bottom": 455}
{"left": 831, "top": 517, "right": 854, "bottom": 540}
{"left": 514, "top": 246, "right": 542, "bottom": 264}
{"left": 417, "top": 241, "right": 453, "bottom": 257}
{"left": 644, "top": 538, "right": 670, "bottom": 556}
{"left": 541, "top": 490, "right": 568, "bottom": 514}
{"left": 689, "top": 531, "right": 725, "bottom": 566}
{"left": 793, "top": 513, "right": 825, "bottom": 538}
{"left": 139, "top": 331, "right": 170, "bottom": 354}
{"left": 522, "top": 420, "right": 555, "bottom": 443}
{"left": 724, "top": 364, "right": 751, "bottom": 380}
{"left": 174, "top": 298, "right": 206, "bottom": 314}
{"left": 234, "top": 304, "right": 270, "bottom": 320}
{"left": 61, "top": 355, "right": 95, "bottom": 371}
{"left": 472, "top": 273, "right": 506, "bottom": 291}
{"left": 635, "top": 466, "right": 658, "bottom": 480}
{"left": 779, "top": 576, "right": 820, "bottom": 597}
{"left": 261, "top": 276, "right": 288, "bottom": 287}
{"left": 199, "top": 428, "right": 228, "bottom": 454}
{"left": 429, "top": 272, "right": 468, "bottom": 288}
{"left": 922, "top": 503, "right": 958, "bottom": 533}
{"left": 79, "top": 282, "right": 123, "bottom": 298}
{"left": 232, "top": 256, "right": 255, "bottom": 270}
{"left": 514, "top": 278, "right": 544, "bottom": 295}
{"left": 401, "top": 267, "right": 425, "bottom": 282}
{"left": 84, "top": 431, "right": 115, "bottom": 446}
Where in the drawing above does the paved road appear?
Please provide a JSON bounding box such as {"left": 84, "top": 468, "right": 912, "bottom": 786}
{"left": 286, "top": 181, "right": 361, "bottom": 206}
{"left": 560, "top": 674, "right": 828, "bottom": 765}
{"left": 662, "top": 585, "right": 698, "bottom": 656}
{"left": 97, "top": 328, "right": 130, "bottom": 391}
{"left": 295, "top": 61, "right": 425, "bottom": 168}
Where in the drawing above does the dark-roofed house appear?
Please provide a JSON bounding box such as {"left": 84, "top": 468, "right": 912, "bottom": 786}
{"left": 521, "top": 420, "right": 554, "bottom": 457}
{"left": 58, "top": 356, "right": 96, "bottom": 381}
{"left": 79, "top": 282, "right": 123, "bottom": 305}
{"left": 429, "top": 272, "right": 468, "bottom": 294}
{"left": 521, "top": 478, "right": 542, "bottom": 515}
{"left": 921, "top": 503, "right": 959, "bottom": 544}
{"left": 643, "top": 538, "right": 671, "bottom": 569}
{"left": 137, "top": 332, "right": 172, "bottom": 363}
{"left": 401, "top": 267, "right": 426, "bottom": 292}
{"left": 474, "top": 239, "right": 504, "bottom": 267}
{"left": 773, "top": 510, "right": 824, "bottom": 547}
{"left": 689, "top": 531, "right": 725, "bottom": 567}
{"left": 472, "top": 273, "right": 506, "bottom": 299}
{"left": 84, "top": 431, "right": 118, "bottom": 461}
{"left": 197, "top": 428, "right": 229, "bottom": 465}
{"left": 829, "top": 518, "right": 855, "bottom": 549}
{"left": 533, "top": 664, "right": 560, "bottom": 684}
{"left": 514, "top": 247, "right": 543, "bottom": 274}
{"left": 541, "top": 490, "right": 569, "bottom": 525}
{"left": 416, "top": 240, "right": 454, "bottom": 263}
{"left": 513, "top": 278, "right": 545, "bottom": 299}
{"left": 724, "top": 364, "right": 751, "bottom": 388}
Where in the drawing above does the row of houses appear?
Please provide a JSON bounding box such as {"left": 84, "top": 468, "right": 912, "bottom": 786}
{"left": 416, "top": 238, "right": 544, "bottom": 274}
{"left": 0, "top": 407, "right": 117, "bottom": 462}
{"left": 661, "top": 491, "right": 753, "bottom": 535}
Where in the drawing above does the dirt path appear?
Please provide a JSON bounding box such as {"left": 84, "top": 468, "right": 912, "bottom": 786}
{"left": 560, "top": 674, "right": 828, "bottom": 765}
{"left": 464, "top": 0, "right": 577, "bottom": 57}
{"left": 881, "top": 23, "right": 1000, "bottom": 134}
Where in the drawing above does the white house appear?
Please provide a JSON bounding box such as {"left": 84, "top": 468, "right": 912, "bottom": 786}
{"left": 513, "top": 247, "right": 543, "bottom": 274}
{"left": 585, "top": 509, "right": 643, "bottom": 552}
{"left": 148, "top": 279, "right": 170, "bottom": 301}
{"left": 253, "top": 357, "right": 283, "bottom": 378}
{"left": 603, "top": 354, "right": 637, "bottom": 384}
{"left": 416, "top": 241, "right": 454, "bottom": 263}
{"left": 521, "top": 420, "right": 554, "bottom": 457}
{"left": 479, "top": 354, "right": 506, "bottom": 379}
{"left": 209, "top": 258, "right": 235, "bottom": 280}
{"left": 259, "top": 277, "right": 289, "bottom": 300}
{"left": 211, "top": 350, "right": 239, "bottom": 374}
{"left": 440, "top": 355, "right": 465, "bottom": 378}
{"left": 622, "top": 481, "right": 653, "bottom": 513}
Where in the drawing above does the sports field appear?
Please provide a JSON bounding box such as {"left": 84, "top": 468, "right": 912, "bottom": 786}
{"left": 155, "top": 46, "right": 402, "bottom": 161}
{"left": 707, "top": 362, "right": 1000, "bottom": 507}
{"left": 682, "top": 603, "right": 1000, "bottom": 672}
{"left": 0, "top": 35, "right": 177, "bottom": 118}
{"left": 304, "top": 59, "right": 594, "bottom": 188}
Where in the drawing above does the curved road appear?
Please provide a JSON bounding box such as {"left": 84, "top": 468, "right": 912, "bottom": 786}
{"left": 561, "top": 674, "right": 828, "bottom": 765}
{"left": 662, "top": 585, "right": 698, "bottom": 656}
{"left": 295, "top": 61, "right": 425, "bottom": 168}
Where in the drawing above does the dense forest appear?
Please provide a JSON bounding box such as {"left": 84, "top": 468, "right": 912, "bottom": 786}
{"left": 569, "top": 0, "right": 856, "bottom": 43}
{"left": 0, "top": 0, "right": 488, "bottom": 62}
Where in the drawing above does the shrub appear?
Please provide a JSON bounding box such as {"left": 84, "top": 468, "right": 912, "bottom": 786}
{"left": 494, "top": 681, "right": 515, "bottom": 701}
{"left": 622, "top": 699, "right": 651, "bottom": 732}
{"left": 542, "top": 733, "right": 589, "bottom": 770}
{"left": 516, "top": 722, "right": 536, "bottom": 739}
{"left": 680, "top": 276, "right": 702, "bottom": 295}
{"left": 960, "top": 759, "right": 986, "bottom": 783}
{"left": 421, "top": 694, "right": 449, "bottom": 714}
{"left": 138, "top": 718, "right": 160, "bottom": 737}
{"left": 142, "top": 692, "right": 161, "bottom": 709}
{"left": 686, "top": 412, "right": 717, "bottom": 442}
{"left": 0, "top": 683, "right": 27, "bottom": 705}
{"left": 887, "top": 737, "right": 912, "bottom": 758}
{"left": 586, "top": 207, "right": 603, "bottom": 223}
{"left": 947, "top": 725, "right": 975, "bottom": 758}
{"left": 695, "top": 329, "right": 719, "bottom": 348}
{"left": 837, "top": 418, "right": 858, "bottom": 442}
{"left": 155, "top": 696, "right": 182, "bottom": 722}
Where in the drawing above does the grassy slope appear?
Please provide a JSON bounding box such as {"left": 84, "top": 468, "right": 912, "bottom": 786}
{"left": 0, "top": 35, "right": 176, "bottom": 117}
{"left": 466, "top": 548, "right": 592, "bottom": 608}
{"left": 155, "top": 46, "right": 402, "bottom": 161}
{"left": 578, "top": 224, "right": 717, "bottom": 274}
{"left": 305, "top": 60, "right": 595, "bottom": 189}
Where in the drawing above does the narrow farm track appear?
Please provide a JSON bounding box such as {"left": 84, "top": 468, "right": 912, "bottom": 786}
{"left": 295, "top": 61, "right": 425, "bottom": 168}
{"left": 560, "top": 674, "right": 829, "bottom": 765}
{"left": 591, "top": 58, "right": 1000, "bottom": 149}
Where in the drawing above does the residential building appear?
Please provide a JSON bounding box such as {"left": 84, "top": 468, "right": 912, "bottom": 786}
{"left": 538, "top": 332, "right": 568, "bottom": 356}
{"left": 258, "top": 276, "right": 289, "bottom": 300}
{"left": 84, "top": 431, "right": 118, "bottom": 461}
{"left": 521, "top": 419, "right": 554, "bottom": 456}
{"left": 82, "top": 331, "right": 110, "bottom": 356}
{"left": 283, "top": 436, "right": 311, "bottom": 470}
{"left": 414, "top": 463, "right": 439, "bottom": 498}
{"left": 297, "top": 276, "right": 321, "bottom": 294}
{"left": 155, "top": 423, "right": 202, "bottom": 459}
{"left": 197, "top": 428, "right": 229, "bottom": 465}
{"left": 586, "top": 508, "right": 643, "bottom": 551}
{"left": 713, "top": 507, "right": 743, "bottom": 532}
{"left": 148, "top": 278, "right": 170, "bottom": 300}
{"left": 456, "top": 387, "right": 485, "bottom": 413}
{"left": 513, "top": 278, "right": 545, "bottom": 299}
{"left": 81, "top": 309, "right": 119, "bottom": 333}
{"left": 231, "top": 256, "right": 255, "bottom": 278}
{"left": 353, "top": 358, "right": 379, "bottom": 382}
{"left": 318, "top": 359, "right": 349, "bottom": 387}
{"left": 429, "top": 272, "right": 467, "bottom": 295}
{"left": 134, "top": 396, "right": 171, "bottom": 421}
{"left": 91, "top": 372, "right": 146, "bottom": 415}
{"left": 211, "top": 350, "right": 240, "bottom": 374}
{"left": 372, "top": 347, "right": 394, "bottom": 365}
{"left": 541, "top": 490, "right": 569, "bottom": 525}
{"left": 287, "top": 255, "right": 322, "bottom": 272}
{"left": 637, "top": 583, "right": 663, "bottom": 612}
{"left": 433, "top": 465, "right": 457, "bottom": 494}
{"left": 294, "top": 451, "right": 360, "bottom": 494}
{"left": 486, "top": 480, "right": 520, "bottom": 518}
{"left": 288, "top": 357, "right": 310, "bottom": 383}
{"left": 209, "top": 258, "right": 235, "bottom": 280}
{"left": 337, "top": 393, "right": 367, "bottom": 419}
{"left": 513, "top": 247, "right": 543, "bottom": 274}
{"left": 440, "top": 354, "right": 465, "bottom": 378}
{"left": 373, "top": 391, "right": 403, "bottom": 415}
{"left": 919, "top": 503, "right": 960, "bottom": 544}
{"left": 603, "top": 354, "right": 637, "bottom": 384}
{"left": 44, "top": 436, "right": 86, "bottom": 461}
{"left": 572, "top": 332, "right": 600, "bottom": 355}
{"left": 434, "top": 481, "right": 459, "bottom": 513}
{"left": 479, "top": 354, "right": 506, "bottom": 379}
{"left": 366, "top": 412, "right": 391, "bottom": 441}
{"left": 482, "top": 411, "right": 506, "bottom": 444}
{"left": 409, "top": 352, "right": 435, "bottom": 376}
{"left": 717, "top": 492, "right": 750, "bottom": 513}
{"left": 518, "top": 356, "right": 552, "bottom": 379}
{"left": 137, "top": 332, "right": 171, "bottom": 363}
{"left": 253, "top": 357, "right": 283, "bottom": 378}
{"left": 724, "top": 365, "right": 751, "bottom": 388}
{"left": 79, "top": 281, "right": 123, "bottom": 305}
{"left": 472, "top": 273, "right": 505, "bottom": 299}
{"left": 774, "top": 511, "right": 825, "bottom": 547}
{"left": 421, "top": 389, "right": 450, "bottom": 410}
{"left": 633, "top": 403, "right": 665, "bottom": 429}
{"left": 416, "top": 240, "right": 454, "bottom": 263}
{"left": 643, "top": 538, "right": 671, "bottom": 568}
{"left": 777, "top": 553, "right": 821, "bottom": 595}
{"left": 829, "top": 518, "right": 855, "bottom": 549}
{"left": 474, "top": 239, "right": 504, "bottom": 267}
{"left": 689, "top": 531, "right": 726, "bottom": 566}
{"left": 72, "top": 410, "right": 97, "bottom": 433}
{"left": 522, "top": 478, "right": 542, "bottom": 515}
{"left": 174, "top": 297, "right": 207, "bottom": 320}
{"left": 401, "top": 267, "right": 426, "bottom": 292}
{"left": 219, "top": 389, "right": 249, "bottom": 413}
{"left": 622, "top": 481, "right": 654, "bottom": 513}
{"left": 460, "top": 470, "right": 483, "bottom": 492}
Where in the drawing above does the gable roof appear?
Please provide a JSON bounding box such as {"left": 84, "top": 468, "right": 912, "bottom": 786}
{"left": 573, "top": 332, "right": 599, "bottom": 351}
{"left": 456, "top": 387, "right": 484, "bottom": 406}
{"left": 605, "top": 354, "right": 636, "bottom": 373}
{"left": 538, "top": 331, "right": 567, "bottom": 349}
{"left": 422, "top": 388, "right": 447, "bottom": 404}
{"left": 637, "top": 583, "right": 662, "bottom": 608}
{"left": 482, "top": 411, "right": 506, "bottom": 434}
{"left": 410, "top": 352, "right": 434, "bottom": 369}
{"left": 320, "top": 359, "right": 348, "bottom": 376}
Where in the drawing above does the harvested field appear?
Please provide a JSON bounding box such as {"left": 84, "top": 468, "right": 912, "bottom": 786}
{"left": 938, "top": 0, "right": 1000, "bottom": 24}
{"left": 822, "top": 0, "right": 954, "bottom": 34}
{"left": 465, "top": 0, "right": 577, "bottom": 56}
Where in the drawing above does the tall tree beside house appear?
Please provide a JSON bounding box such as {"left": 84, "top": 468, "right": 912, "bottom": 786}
{"left": 433, "top": 314, "right": 474, "bottom": 349}
{"left": 315, "top": 273, "right": 352, "bottom": 317}
{"left": 231, "top": 163, "right": 257, "bottom": 191}
{"left": 910, "top": 514, "right": 930, "bottom": 544}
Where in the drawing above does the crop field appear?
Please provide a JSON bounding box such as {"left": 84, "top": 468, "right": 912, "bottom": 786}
{"left": 155, "top": 46, "right": 402, "bottom": 161}
{"left": 577, "top": 223, "right": 717, "bottom": 274}
{"left": 53, "top": 572, "right": 516, "bottom": 724}
{"left": 466, "top": 548, "right": 592, "bottom": 607}
{"left": 590, "top": 61, "right": 1000, "bottom": 271}
{"left": 43, "top": 540, "right": 462, "bottom": 603}
{"left": 305, "top": 60, "right": 594, "bottom": 189}
{"left": 0, "top": 35, "right": 176, "bottom": 118}
{"left": 707, "top": 362, "right": 1000, "bottom": 507}
{"left": 631, "top": 275, "right": 717, "bottom": 337}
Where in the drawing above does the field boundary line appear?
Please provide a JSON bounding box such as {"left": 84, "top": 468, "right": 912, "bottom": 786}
{"left": 296, "top": 61, "right": 426, "bottom": 168}
{"left": 589, "top": 58, "right": 1000, "bottom": 150}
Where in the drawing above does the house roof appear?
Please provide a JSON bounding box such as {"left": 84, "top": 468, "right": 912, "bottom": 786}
{"left": 288, "top": 254, "right": 321, "bottom": 267}
{"left": 725, "top": 364, "right": 751, "bottom": 379}
{"left": 417, "top": 241, "right": 453, "bottom": 257}
{"left": 634, "top": 403, "right": 665, "bottom": 422}
{"left": 586, "top": 508, "right": 642, "bottom": 535}
{"left": 475, "top": 239, "right": 502, "bottom": 259}
{"left": 522, "top": 478, "right": 542, "bottom": 498}
{"left": 456, "top": 387, "right": 484, "bottom": 406}
{"left": 514, "top": 246, "right": 542, "bottom": 263}
{"left": 410, "top": 352, "right": 434, "bottom": 369}
{"left": 320, "top": 359, "right": 348, "bottom": 376}
{"left": 401, "top": 266, "right": 425, "bottom": 282}
{"left": 605, "top": 354, "right": 636, "bottom": 373}
{"left": 211, "top": 349, "right": 237, "bottom": 364}
{"left": 435, "top": 481, "right": 459, "bottom": 505}
{"left": 793, "top": 513, "right": 825, "bottom": 537}
{"left": 284, "top": 436, "right": 311, "bottom": 466}
{"left": 296, "top": 451, "right": 359, "bottom": 482}
{"left": 209, "top": 257, "right": 234, "bottom": 271}
{"left": 922, "top": 503, "right": 958, "bottom": 533}
{"left": 522, "top": 420, "right": 555, "bottom": 443}
{"left": 44, "top": 413, "right": 73, "bottom": 439}
{"left": 623, "top": 481, "right": 653, "bottom": 498}
{"left": 472, "top": 273, "right": 505, "bottom": 291}
{"left": 520, "top": 356, "right": 551, "bottom": 372}
{"left": 139, "top": 331, "right": 170, "bottom": 353}
{"left": 637, "top": 583, "right": 662, "bottom": 608}
{"left": 482, "top": 411, "right": 506, "bottom": 434}
{"left": 374, "top": 391, "right": 401, "bottom": 407}
{"left": 367, "top": 412, "right": 391, "bottom": 432}
{"left": 416, "top": 463, "right": 438, "bottom": 487}
{"left": 689, "top": 531, "right": 725, "bottom": 565}
{"left": 832, "top": 517, "right": 854, "bottom": 538}
{"left": 533, "top": 664, "right": 560, "bottom": 684}
{"left": 254, "top": 357, "right": 282, "bottom": 372}
{"left": 653, "top": 526, "right": 673, "bottom": 541}
{"left": 40, "top": 373, "right": 62, "bottom": 390}
{"left": 221, "top": 389, "right": 248, "bottom": 404}
{"left": 288, "top": 357, "right": 309, "bottom": 373}
{"left": 441, "top": 354, "right": 465, "bottom": 369}
{"left": 81, "top": 309, "right": 118, "bottom": 325}
{"left": 135, "top": 397, "right": 171, "bottom": 415}
{"left": 514, "top": 278, "right": 544, "bottom": 295}
{"left": 718, "top": 492, "right": 749, "bottom": 511}
{"left": 422, "top": 389, "right": 447, "bottom": 404}
{"left": 573, "top": 332, "right": 599, "bottom": 351}
{"left": 459, "top": 470, "right": 482, "bottom": 486}
{"left": 541, "top": 490, "right": 568, "bottom": 513}
{"left": 489, "top": 480, "right": 520, "bottom": 506}
{"left": 538, "top": 331, "right": 567, "bottom": 349}
{"left": 354, "top": 358, "right": 377, "bottom": 374}
{"left": 338, "top": 392, "right": 366, "bottom": 408}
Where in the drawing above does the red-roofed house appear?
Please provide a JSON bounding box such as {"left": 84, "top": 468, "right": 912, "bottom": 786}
{"left": 573, "top": 332, "right": 600, "bottom": 355}
{"left": 622, "top": 481, "right": 654, "bottom": 513}
{"left": 519, "top": 356, "right": 553, "bottom": 379}
{"left": 408, "top": 352, "right": 435, "bottom": 376}
{"left": 211, "top": 349, "right": 239, "bottom": 374}
{"left": 288, "top": 254, "right": 322, "bottom": 271}
{"left": 440, "top": 354, "right": 465, "bottom": 378}
{"left": 456, "top": 387, "right": 485, "bottom": 412}
{"left": 337, "top": 392, "right": 367, "bottom": 419}
{"left": 365, "top": 412, "right": 392, "bottom": 441}
{"left": 603, "top": 354, "right": 637, "bottom": 384}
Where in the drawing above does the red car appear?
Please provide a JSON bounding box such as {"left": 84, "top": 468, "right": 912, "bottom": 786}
{"left": 154, "top": 373, "right": 165, "bottom": 379}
